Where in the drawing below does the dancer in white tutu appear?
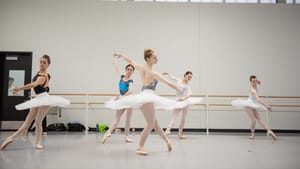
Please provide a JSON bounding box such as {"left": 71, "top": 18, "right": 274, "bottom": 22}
{"left": 231, "top": 75, "right": 276, "bottom": 140}
{"left": 163, "top": 71, "right": 202, "bottom": 139}
{"left": 102, "top": 62, "right": 135, "bottom": 144}
{"left": 112, "top": 49, "right": 183, "bottom": 155}
{"left": 1, "top": 55, "right": 70, "bottom": 150}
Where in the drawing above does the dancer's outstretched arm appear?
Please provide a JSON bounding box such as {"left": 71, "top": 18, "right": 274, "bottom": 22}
{"left": 113, "top": 53, "right": 142, "bottom": 71}
{"left": 12, "top": 76, "right": 46, "bottom": 94}
{"left": 163, "top": 72, "right": 191, "bottom": 101}
{"left": 252, "top": 89, "right": 272, "bottom": 111}
{"left": 112, "top": 61, "right": 122, "bottom": 75}
{"left": 162, "top": 72, "right": 180, "bottom": 82}
{"left": 153, "top": 71, "right": 181, "bottom": 93}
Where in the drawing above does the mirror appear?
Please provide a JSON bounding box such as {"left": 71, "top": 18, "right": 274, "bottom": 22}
{"left": 8, "top": 70, "right": 25, "bottom": 96}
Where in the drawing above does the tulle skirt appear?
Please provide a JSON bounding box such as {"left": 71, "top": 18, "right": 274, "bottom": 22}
{"left": 15, "top": 92, "right": 70, "bottom": 110}
{"left": 105, "top": 90, "right": 189, "bottom": 110}
{"left": 231, "top": 99, "right": 266, "bottom": 110}
{"left": 177, "top": 97, "right": 203, "bottom": 108}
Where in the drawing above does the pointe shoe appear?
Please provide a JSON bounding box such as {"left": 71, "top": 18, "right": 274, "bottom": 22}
{"left": 178, "top": 131, "right": 186, "bottom": 139}
{"left": 42, "top": 132, "right": 48, "bottom": 136}
{"left": 1, "top": 136, "right": 13, "bottom": 150}
{"left": 165, "top": 139, "right": 172, "bottom": 152}
{"left": 125, "top": 137, "right": 133, "bottom": 143}
{"left": 178, "top": 134, "right": 185, "bottom": 139}
{"left": 268, "top": 130, "right": 277, "bottom": 141}
{"left": 136, "top": 148, "right": 148, "bottom": 155}
{"left": 165, "top": 128, "right": 171, "bottom": 135}
{"left": 102, "top": 133, "right": 110, "bottom": 144}
{"left": 35, "top": 144, "right": 44, "bottom": 149}
{"left": 249, "top": 130, "right": 255, "bottom": 139}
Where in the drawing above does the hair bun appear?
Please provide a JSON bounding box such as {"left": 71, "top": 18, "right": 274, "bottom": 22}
{"left": 144, "top": 48, "right": 154, "bottom": 61}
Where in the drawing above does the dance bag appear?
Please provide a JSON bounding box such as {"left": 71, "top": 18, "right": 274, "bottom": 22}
{"left": 47, "top": 123, "right": 67, "bottom": 131}
{"left": 67, "top": 123, "right": 86, "bottom": 132}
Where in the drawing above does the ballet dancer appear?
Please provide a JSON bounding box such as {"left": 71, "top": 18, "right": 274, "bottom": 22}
{"left": 1, "top": 55, "right": 70, "bottom": 150}
{"left": 102, "top": 62, "right": 135, "bottom": 143}
{"left": 108, "top": 49, "right": 184, "bottom": 155}
{"left": 163, "top": 71, "right": 202, "bottom": 139}
{"left": 231, "top": 75, "right": 277, "bottom": 140}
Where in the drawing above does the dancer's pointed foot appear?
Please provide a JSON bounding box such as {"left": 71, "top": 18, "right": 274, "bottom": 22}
{"left": 268, "top": 130, "right": 277, "bottom": 141}
{"left": 165, "top": 139, "right": 172, "bottom": 152}
{"left": 125, "top": 137, "right": 133, "bottom": 143}
{"left": 178, "top": 134, "right": 186, "bottom": 139}
{"left": 165, "top": 128, "right": 171, "bottom": 135}
{"left": 1, "top": 136, "right": 13, "bottom": 150}
{"left": 136, "top": 147, "right": 148, "bottom": 155}
{"left": 102, "top": 132, "right": 110, "bottom": 144}
{"left": 249, "top": 130, "right": 255, "bottom": 139}
{"left": 35, "top": 144, "right": 44, "bottom": 149}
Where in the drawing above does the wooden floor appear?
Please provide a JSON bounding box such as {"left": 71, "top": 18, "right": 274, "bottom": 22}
{"left": 0, "top": 132, "right": 300, "bottom": 169}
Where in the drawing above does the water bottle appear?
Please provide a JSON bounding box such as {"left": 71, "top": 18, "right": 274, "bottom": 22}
{"left": 96, "top": 123, "right": 99, "bottom": 133}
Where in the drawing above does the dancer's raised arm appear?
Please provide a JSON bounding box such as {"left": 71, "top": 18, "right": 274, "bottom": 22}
{"left": 113, "top": 53, "right": 142, "bottom": 71}
{"left": 112, "top": 61, "right": 122, "bottom": 75}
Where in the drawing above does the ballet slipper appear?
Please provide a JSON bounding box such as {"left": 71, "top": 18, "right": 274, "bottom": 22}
{"left": 178, "top": 131, "right": 185, "bottom": 139}
{"left": 136, "top": 148, "right": 148, "bottom": 155}
{"left": 249, "top": 130, "right": 255, "bottom": 139}
{"left": 102, "top": 132, "right": 110, "bottom": 144}
{"left": 42, "top": 132, "right": 48, "bottom": 136}
{"left": 35, "top": 144, "right": 44, "bottom": 149}
{"left": 268, "top": 130, "right": 277, "bottom": 141}
{"left": 165, "top": 139, "right": 172, "bottom": 152}
{"left": 125, "top": 137, "right": 133, "bottom": 143}
{"left": 1, "top": 136, "right": 13, "bottom": 150}
{"left": 249, "top": 136, "right": 255, "bottom": 139}
{"left": 165, "top": 128, "right": 171, "bottom": 135}
{"left": 178, "top": 134, "right": 185, "bottom": 139}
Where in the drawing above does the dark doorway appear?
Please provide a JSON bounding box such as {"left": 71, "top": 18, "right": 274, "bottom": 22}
{"left": 0, "top": 51, "right": 32, "bottom": 130}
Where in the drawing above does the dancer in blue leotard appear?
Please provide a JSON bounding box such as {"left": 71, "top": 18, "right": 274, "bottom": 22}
{"left": 102, "top": 62, "right": 135, "bottom": 143}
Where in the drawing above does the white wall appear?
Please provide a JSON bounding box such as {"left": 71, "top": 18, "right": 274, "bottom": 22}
{"left": 199, "top": 4, "right": 300, "bottom": 96}
{"left": 1, "top": 0, "right": 300, "bottom": 130}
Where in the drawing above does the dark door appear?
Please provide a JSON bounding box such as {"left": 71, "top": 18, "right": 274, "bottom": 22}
{"left": 0, "top": 51, "right": 32, "bottom": 130}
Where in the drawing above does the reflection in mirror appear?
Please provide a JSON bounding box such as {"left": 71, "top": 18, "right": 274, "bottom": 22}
{"left": 8, "top": 70, "right": 25, "bottom": 96}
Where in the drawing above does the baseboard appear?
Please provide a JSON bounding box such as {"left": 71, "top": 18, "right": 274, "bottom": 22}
{"left": 87, "top": 128, "right": 300, "bottom": 133}
{"left": 2, "top": 128, "right": 300, "bottom": 133}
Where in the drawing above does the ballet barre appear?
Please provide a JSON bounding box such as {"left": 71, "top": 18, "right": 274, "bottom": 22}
{"left": 51, "top": 93, "right": 300, "bottom": 135}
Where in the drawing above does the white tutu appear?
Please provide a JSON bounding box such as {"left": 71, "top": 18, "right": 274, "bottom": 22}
{"left": 231, "top": 99, "right": 266, "bottom": 110}
{"left": 15, "top": 92, "right": 70, "bottom": 110}
{"left": 105, "top": 89, "right": 187, "bottom": 110}
{"left": 178, "top": 97, "right": 203, "bottom": 108}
